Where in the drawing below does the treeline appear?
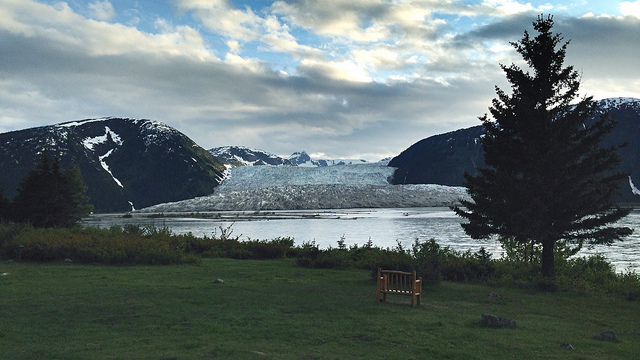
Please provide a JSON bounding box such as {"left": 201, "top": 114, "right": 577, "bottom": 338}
{"left": 0, "top": 153, "right": 92, "bottom": 228}
{"left": 1, "top": 222, "right": 638, "bottom": 299}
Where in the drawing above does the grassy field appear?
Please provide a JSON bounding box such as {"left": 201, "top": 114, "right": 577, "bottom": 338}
{"left": 1, "top": 258, "right": 638, "bottom": 359}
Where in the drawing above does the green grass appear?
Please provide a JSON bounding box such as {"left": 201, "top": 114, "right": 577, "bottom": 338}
{"left": 1, "top": 259, "right": 638, "bottom": 359}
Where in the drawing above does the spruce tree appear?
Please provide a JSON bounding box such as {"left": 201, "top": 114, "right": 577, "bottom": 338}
{"left": 0, "top": 186, "right": 9, "bottom": 222}
{"left": 453, "top": 15, "right": 631, "bottom": 281}
{"left": 11, "top": 153, "right": 92, "bottom": 228}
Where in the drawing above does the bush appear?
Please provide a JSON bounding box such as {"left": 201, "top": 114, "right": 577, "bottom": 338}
{"left": 0, "top": 222, "right": 33, "bottom": 251}
{"left": 244, "top": 237, "right": 295, "bottom": 260}
{"left": 0, "top": 225, "right": 198, "bottom": 265}
{"left": 306, "top": 249, "right": 352, "bottom": 269}
{"left": 555, "top": 255, "right": 640, "bottom": 297}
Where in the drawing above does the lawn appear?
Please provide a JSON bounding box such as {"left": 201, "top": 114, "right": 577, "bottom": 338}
{"left": 1, "top": 258, "right": 638, "bottom": 359}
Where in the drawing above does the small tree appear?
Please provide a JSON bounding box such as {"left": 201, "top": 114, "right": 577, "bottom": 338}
{"left": 453, "top": 15, "right": 632, "bottom": 281}
{"left": 64, "top": 165, "right": 94, "bottom": 220}
{"left": 11, "top": 153, "right": 92, "bottom": 228}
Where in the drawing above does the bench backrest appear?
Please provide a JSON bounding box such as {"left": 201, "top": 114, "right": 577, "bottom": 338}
{"left": 377, "top": 269, "right": 419, "bottom": 294}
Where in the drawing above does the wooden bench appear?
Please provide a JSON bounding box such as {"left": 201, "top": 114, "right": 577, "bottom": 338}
{"left": 375, "top": 268, "right": 422, "bottom": 306}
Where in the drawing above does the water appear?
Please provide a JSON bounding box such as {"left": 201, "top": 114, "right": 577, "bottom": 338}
{"left": 83, "top": 207, "right": 640, "bottom": 273}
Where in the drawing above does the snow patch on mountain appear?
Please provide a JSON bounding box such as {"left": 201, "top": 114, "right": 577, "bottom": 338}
{"left": 99, "top": 149, "right": 123, "bottom": 188}
{"left": 59, "top": 117, "right": 115, "bottom": 128}
{"left": 62, "top": 117, "right": 181, "bottom": 148}
{"left": 82, "top": 126, "right": 123, "bottom": 150}
{"left": 136, "top": 119, "right": 182, "bottom": 147}
{"left": 630, "top": 176, "right": 640, "bottom": 196}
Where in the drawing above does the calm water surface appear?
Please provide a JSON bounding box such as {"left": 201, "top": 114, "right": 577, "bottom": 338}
{"left": 83, "top": 207, "right": 640, "bottom": 272}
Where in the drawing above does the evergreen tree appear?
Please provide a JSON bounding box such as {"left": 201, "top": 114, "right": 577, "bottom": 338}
{"left": 453, "top": 15, "right": 632, "bottom": 281}
{"left": 11, "top": 153, "right": 92, "bottom": 228}
{"left": 0, "top": 186, "right": 9, "bottom": 222}
{"left": 64, "top": 166, "right": 94, "bottom": 220}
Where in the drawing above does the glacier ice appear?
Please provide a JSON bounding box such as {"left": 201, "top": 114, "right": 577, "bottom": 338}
{"left": 140, "top": 162, "right": 469, "bottom": 212}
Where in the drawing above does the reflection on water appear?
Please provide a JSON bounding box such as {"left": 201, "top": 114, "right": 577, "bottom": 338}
{"left": 83, "top": 207, "right": 640, "bottom": 272}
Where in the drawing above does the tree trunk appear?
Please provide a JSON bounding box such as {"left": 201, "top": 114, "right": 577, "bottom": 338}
{"left": 541, "top": 238, "right": 556, "bottom": 280}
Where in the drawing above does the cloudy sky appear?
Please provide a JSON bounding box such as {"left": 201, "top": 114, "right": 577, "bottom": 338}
{"left": 1, "top": 0, "right": 639, "bottom": 161}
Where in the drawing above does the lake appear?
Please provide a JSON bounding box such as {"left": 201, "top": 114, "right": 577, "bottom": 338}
{"left": 83, "top": 207, "right": 640, "bottom": 273}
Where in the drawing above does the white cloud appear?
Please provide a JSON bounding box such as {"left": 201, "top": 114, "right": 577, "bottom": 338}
{"left": 299, "top": 59, "right": 373, "bottom": 83}
{"left": 175, "top": 0, "right": 264, "bottom": 41}
{"left": 0, "top": 1, "right": 216, "bottom": 60}
{"left": 621, "top": 1, "right": 640, "bottom": 17}
{"left": 270, "top": 0, "right": 441, "bottom": 42}
{"left": 224, "top": 53, "right": 267, "bottom": 73}
{"left": 270, "top": 0, "right": 376, "bottom": 39}
{"left": 88, "top": 0, "right": 115, "bottom": 21}
{"left": 227, "top": 39, "right": 241, "bottom": 53}
{"left": 481, "top": 0, "right": 533, "bottom": 15}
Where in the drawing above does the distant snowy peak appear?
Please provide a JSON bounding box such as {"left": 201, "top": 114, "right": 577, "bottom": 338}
{"left": 209, "top": 147, "right": 369, "bottom": 168}
{"left": 209, "top": 146, "right": 294, "bottom": 167}
{"left": 595, "top": 97, "right": 640, "bottom": 113}
{"left": 288, "top": 151, "right": 311, "bottom": 166}
{"left": 289, "top": 151, "right": 368, "bottom": 167}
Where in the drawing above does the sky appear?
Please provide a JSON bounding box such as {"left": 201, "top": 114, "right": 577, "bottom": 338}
{"left": 1, "top": 1, "right": 639, "bottom": 161}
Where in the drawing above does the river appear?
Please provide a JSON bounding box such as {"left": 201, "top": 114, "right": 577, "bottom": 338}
{"left": 82, "top": 207, "right": 640, "bottom": 272}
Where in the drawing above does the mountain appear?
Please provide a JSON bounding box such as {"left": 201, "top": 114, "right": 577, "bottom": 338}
{"left": 389, "top": 97, "right": 640, "bottom": 201}
{"left": 288, "top": 151, "right": 368, "bottom": 167}
{"left": 209, "top": 147, "right": 369, "bottom": 168}
{"left": 0, "top": 117, "right": 226, "bottom": 213}
{"left": 592, "top": 98, "right": 640, "bottom": 200}
{"left": 388, "top": 125, "right": 485, "bottom": 186}
{"left": 209, "top": 146, "right": 294, "bottom": 167}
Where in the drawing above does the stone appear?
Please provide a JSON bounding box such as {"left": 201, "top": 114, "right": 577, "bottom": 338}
{"left": 480, "top": 314, "right": 516, "bottom": 328}
{"left": 559, "top": 343, "right": 574, "bottom": 350}
{"left": 214, "top": 278, "right": 224, "bottom": 284}
{"left": 593, "top": 331, "right": 617, "bottom": 342}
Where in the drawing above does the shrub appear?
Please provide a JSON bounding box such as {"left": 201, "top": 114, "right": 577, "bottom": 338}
{"left": 411, "top": 240, "right": 495, "bottom": 285}
{"left": 487, "top": 260, "right": 542, "bottom": 288}
{"left": 289, "top": 240, "right": 319, "bottom": 259}
{"left": 359, "top": 247, "right": 415, "bottom": 280}
{"left": 0, "top": 222, "right": 33, "bottom": 252}
{"left": 555, "top": 255, "right": 640, "bottom": 297}
{"left": 0, "top": 225, "right": 198, "bottom": 265}
{"left": 305, "top": 249, "right": 352, "bottom": 269}
{"left": 244, "top": 237, "right": 295, "bottom": 260}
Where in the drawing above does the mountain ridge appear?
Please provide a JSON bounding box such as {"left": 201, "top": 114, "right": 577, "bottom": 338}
{"left": 209, "top": 147, "right": 369, "bottom": 168}
{"left": 0, "top": 117, "right": 226, "bottom": 213}
{"left": 389, "top": 97, "right": 640, "bottom": 201}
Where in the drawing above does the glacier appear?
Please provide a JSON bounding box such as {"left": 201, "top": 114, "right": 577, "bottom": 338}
{"left": 140, "top": 162, "right": 470, "bottom": 212}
